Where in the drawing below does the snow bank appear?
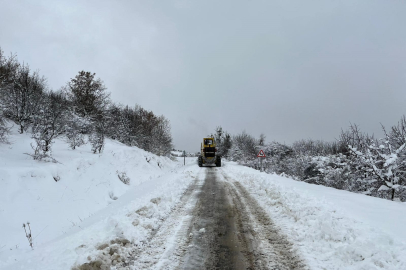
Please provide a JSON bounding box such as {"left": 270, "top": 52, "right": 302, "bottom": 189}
{"left": 0, "top": 128, "right": 198, "bottom": 269}
{"left": 223, "top": 163, "right": 406, "bottom": 270}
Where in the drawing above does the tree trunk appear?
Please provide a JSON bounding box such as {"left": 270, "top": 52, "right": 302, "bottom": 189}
{"left": 391, "top": 188, "right": 395, "bottom": 201}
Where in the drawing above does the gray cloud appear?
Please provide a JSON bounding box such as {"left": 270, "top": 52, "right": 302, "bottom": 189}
{"left": 1, "top": 0, "right": 405, "bottom": 152}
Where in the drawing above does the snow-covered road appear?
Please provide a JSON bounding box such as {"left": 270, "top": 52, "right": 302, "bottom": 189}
{"left": 107, "top": 167, "right": 305, "bottom": 270}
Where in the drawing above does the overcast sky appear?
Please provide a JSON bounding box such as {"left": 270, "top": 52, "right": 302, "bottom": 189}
{"left": 1, "top": 0, "right": 406, "bottom": 152}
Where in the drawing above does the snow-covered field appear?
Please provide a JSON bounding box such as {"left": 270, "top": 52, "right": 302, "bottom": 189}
{"left": 1, "top": 130, "right": 406, "bottom": 269}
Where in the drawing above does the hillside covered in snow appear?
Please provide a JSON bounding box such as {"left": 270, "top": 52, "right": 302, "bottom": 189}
{"left": 0, "top": 127, "right": 195, "bottom": 269}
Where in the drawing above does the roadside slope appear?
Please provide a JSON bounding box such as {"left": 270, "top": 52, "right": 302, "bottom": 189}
{"left": 0, "top": 128, "right": 199, "bottom": 269}
{"left": 222, "top": 162, "right": 406, "bottom": 270}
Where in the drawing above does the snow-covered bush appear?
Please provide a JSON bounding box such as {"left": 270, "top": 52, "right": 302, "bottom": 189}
{"left": 263, "top": 142, "right": 295, "bottom": 175}
{"left": 302, "top": 155, "right": 352, "bottom": 190}
{"left": 222, "top": 117, "right": 406, "bottom": 202}
{"left": 349, "top": 137, "right": 406, "bottom": 201}
{"left": 229, "top": 131, "right": 258, "bottom": 164}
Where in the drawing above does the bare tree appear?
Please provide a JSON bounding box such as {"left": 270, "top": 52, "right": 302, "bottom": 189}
{"left": 388, "top": 115, "right": 406, "bottom": 149}
{"left": 30, "top": 91, "right": 68, "bottom": 161}
{"left": 338, "top": 123, "right": 375, "bottom": 155}
{"left": 89, "top": 112, "right": 106, "bottom": 154}
{"left": 0, "top": 48, "right": 19, "bottom": 88}
{"left": 0, "top": 63, "right": 46, "bottom": 133}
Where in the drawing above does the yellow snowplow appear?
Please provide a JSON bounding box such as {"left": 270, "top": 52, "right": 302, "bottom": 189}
{"left": 198, "top": 137, "right": 221, "bottom": 167}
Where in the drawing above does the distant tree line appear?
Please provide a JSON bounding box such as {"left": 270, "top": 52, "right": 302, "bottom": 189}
{"left": 215, "top": 117, "right": 406, "bottom": 202}
{"left": 0, "top": 48, "right": 172, "bottom": 159}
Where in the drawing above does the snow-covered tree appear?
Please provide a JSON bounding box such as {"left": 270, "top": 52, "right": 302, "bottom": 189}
{"left": 229, "top": 131, "right": 258, "bottom": 163}
{"left": 222, "top": 133, "right": 232, "bottom": 157}
{"left": 338, "top": 124, "right": 375, "bottom": 156}
{"left": 214, "top": 126, "right": 232, "bottom": 157}
{"left": 0, "top": 63, "right": 45, "bottom": 133}
{"left": 89, "top": 112, "right": 106, "bottom": 154}
{"left": 229, "top": 143, "right": 243, "bottom": 162}
{"left": 150, "top": 116, "right": 172, "bottom": 156}
{"left": 259, "top": 133, "right": 266, "bottom": 146}
{"left": 0, "top": 111, "right": 10, "bottom": 144}
{"left": 214, "top": 126, "right": 224, "bottom": 145}
{"left": 30, "top": 91, "right": 69, "bottom": 161}
{"left": 349, "top": 137, "right": 406, "bottom": 201}
{"left": 64, "top": 71, "right": 110, "bottom": 120}
{"left": 388, "top": 115, "right": 406, "bottom": 149}
{"left": 65, "top": 112, "right": 86, "bottom": 150}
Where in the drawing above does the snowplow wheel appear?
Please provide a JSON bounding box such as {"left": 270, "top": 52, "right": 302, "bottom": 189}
{"left": 216, "top": 156, "right": 221, "bottom": 167}
{"left": 198, "top": 156, "right": 203, "bottom": 167}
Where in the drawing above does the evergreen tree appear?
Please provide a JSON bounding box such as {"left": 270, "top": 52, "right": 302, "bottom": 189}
{"left": 64, "top": 71, "right": 110, "bottom": 119}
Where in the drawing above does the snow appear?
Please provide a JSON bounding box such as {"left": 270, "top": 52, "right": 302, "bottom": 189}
{"left": 378, "top": 185, "right": 391, "bottom": 191}
{"left": 223, "top": 162, "right": 406, "bottom": 269}
{"left": 0, "top": 127, "right": 199, "bottom": 269}
{"left": 170, "top": 150, "right": 184, "bottom": 157}
{"left": 1, "top": 128, "right": 406, "bottom": 269}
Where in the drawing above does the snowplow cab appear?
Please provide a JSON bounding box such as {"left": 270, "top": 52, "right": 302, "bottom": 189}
{"left": 198, "top": 137, "right": 221, "bottom": 167}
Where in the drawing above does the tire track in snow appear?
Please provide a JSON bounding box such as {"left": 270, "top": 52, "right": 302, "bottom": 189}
{"left": 116, "top": 167, "right": 307, "bottom": 270}
{"left": 179, "top": 168, "right": 257, "bottom": 269}
{"left": 220, "top": 170, "right": 307, "bottom": 270}
{"left": 114, "top": 170, "right": 204, "bottom": 270}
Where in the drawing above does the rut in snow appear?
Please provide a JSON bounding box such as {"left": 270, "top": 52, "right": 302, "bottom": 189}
{"left": 180, "top": 168, "right": 306, "bottom": 270}
{"left": 112, "top": 167, "right": 306, "bottom": 269}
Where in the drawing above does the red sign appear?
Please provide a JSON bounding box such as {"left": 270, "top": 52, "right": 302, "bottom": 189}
{"left": 257, "top": 150, "right": 266, "bottom": 157}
